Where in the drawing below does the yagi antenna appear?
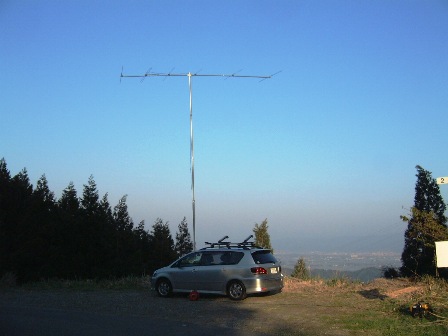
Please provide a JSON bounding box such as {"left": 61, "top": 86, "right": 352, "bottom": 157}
{"left": 141, "top": 67, "right": 152, "bottom": 83}
{"left": 120, "top": 68, "right": 278, "bottom": 249}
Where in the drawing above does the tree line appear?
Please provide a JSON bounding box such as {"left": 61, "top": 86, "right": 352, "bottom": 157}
{"left": 0, "top": 158, "right": 193, "bottom": 283}
{"left": 5, "top": 156, "right": 445, "bottom": 284}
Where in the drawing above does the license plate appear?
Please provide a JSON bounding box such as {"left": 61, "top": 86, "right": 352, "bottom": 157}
{"left": 271, "top": 267, "right": 278, "bottom": 274}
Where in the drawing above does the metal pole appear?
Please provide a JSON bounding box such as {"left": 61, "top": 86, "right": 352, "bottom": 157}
{"left": 188, "top": 72, "right": 196, "bottom": 250}
{"left": 120, "top": 69, "right": 278, "bottom": 251}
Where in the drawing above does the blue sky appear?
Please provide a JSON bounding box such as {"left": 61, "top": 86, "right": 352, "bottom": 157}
{"left": 1, "top": 1, "right": 447, "bottom": 253}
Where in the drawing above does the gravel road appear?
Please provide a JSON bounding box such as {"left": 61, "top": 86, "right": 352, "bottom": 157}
{"left": 0, "top": 289, "right": 285, "bottom": 336}
{"left": 0, "top": 288, "right": 351, "bottom": 336}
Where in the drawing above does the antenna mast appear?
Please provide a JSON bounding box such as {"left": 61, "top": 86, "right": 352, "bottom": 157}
{"left": 120, "top": 69, "right": 278, "bottom": 249}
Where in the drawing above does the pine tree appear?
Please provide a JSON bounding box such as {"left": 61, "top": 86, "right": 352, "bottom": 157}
{"left": 11, "top": 168, "right": 33, "bottom": 207}
{"left": 0, "top": 158, "right": 12, "bottom": 219}
{"left": 149, "top": 218, "right": 176, "bottom": 271}
{"left": 401, "top": 165, "right": 448, "bottom": 277}
{"left": 35, "top": 174, "right": 55, "bottom": 207}
{"left": 401, "top": 208, "right": 448, "bottom": 276}
{"left": 0, "top": 158, "right": 11, "bottom": 185}
{"left": 414, "top": 165, "right": 446, "bottom": 225}
{"left": 175, "top": 217, "right": 193, "bottom": 257}
{"left": 31, "top": 174, "right": 59, "bottom": 278}
{"left": 57, "top": 182, "right": 80, "bottom": 279}
{"left": 80, "top": 175, "right": 100, "bottom": 217}
{"left": 253, "top": 218, "right": 273, "bottom": 251}
{"left": 58, "top": 182, "right": 79, "bottom": 216}
{"left": 78, "top": 175, "right": 105, "bottom": 278}
{"left": 133, "top": 220, "right": 152, "bottom": 275}
{"left": 113, "top": 195, "right": 134, "bottom": 231}
{"left": 100, "top": 193, "right": 114, "bottom": 228}
{"left": 10, "top": 168, "right": 35, "bottom": 282}
{"left": 0, "top": 158, "right": 13, "bottom": 277}
{"left": 291, "top": 257, "right": 310, "bottom": 280}
{"left": 111, "top": 195, "right": 135, "bottom": 276}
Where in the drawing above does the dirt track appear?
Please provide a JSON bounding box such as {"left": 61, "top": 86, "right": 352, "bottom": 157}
{"left": 2, "top": 278, "right": 423, "bottom": 336}
{"left": 0, "top": 286, "right": 353, "bottom": 336}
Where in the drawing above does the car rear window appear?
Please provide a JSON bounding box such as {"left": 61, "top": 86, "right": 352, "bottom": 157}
{"left": 251, "top": 250, "right": 277, "bottom": 264}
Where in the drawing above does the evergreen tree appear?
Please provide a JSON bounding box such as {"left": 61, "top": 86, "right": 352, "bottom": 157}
{"left": 401, "top": 207, "right": 448, "bottom": 276}
{"left": 0, "top": 159, "right": 12, "bottom": 222}
{"left": 100, "top": 193, "right": 114, "bottom": 226}
{"left": 58, "top": 182, "right": 79, "bottom": 215}
{"left": 0, "top": 158, "right": 13, "bottom": 277}
{"left": 30, "top": 174, "right": 59, "bottom": 278}
{"left": 0, "top": 158, "right": 11, "bottom": 190}
{"left": 34, "top": 174, "right": 55, "bottom": 207}
{"left": 253, "top": 218, "right": 273, "bottom": 251}
{"left": 401, "top": 165, "right": 448, "bottom": 277}
{"left": 9, "top": 168, "right": 35, "bottom": 282}
{"left": 133, "top": 220, "right": 152, "bottom": 275}
{"left": 112, "top": 195, "right": 135, "bottom": 276}
{"left": 414, "top": 165, "right": 446, "bottom": 225}
{"left": 175, "top": 217, "right": 193, "bottom": 257}
{"left": 57, "top": 182, "right": 80, "bottom": 279}
{"left": 291, "top": 257, "right": 310, "bottom": 280}
{"left": 113, "top": 195, "right": 133, "bottom": 231}
{"left": 11, "top": 168, "right": 33, "bottom": 209}
{"left": 78, "top": 175, "right": 105, "bottom": 278}
{"left": 134, "top": 220, "right": 148, "bottom": 241}
{"left": 149, "top": 218, "right": 176, "bottom": 271}
{"left": 97, "top": 193, "right": 117, "bottom": 276}
{"left": 80, "top": 175, "right": 100, "bottom": 217}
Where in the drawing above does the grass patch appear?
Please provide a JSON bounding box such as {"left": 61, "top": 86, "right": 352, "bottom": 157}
{"left": 340, "top": 277, "right": 448, "bottom": 335}
{"left": 284, "top": 276, "right": 448, "bottom": 335}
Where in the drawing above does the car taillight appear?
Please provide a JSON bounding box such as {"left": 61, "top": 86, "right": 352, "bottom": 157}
{"left": 251, "top": 267, "right": 268, "bottom": 275}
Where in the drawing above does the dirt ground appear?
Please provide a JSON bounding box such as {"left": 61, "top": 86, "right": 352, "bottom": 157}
{"left": 0, "top": 278, "right": 429, "bottom": 336}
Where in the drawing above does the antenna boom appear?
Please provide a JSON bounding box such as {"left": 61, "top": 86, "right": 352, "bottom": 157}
{"left": 121, "top": 68, "right": 276, "bottom": 249}
{"left": 121, "top": 72, "right": 272, "bottom": 79}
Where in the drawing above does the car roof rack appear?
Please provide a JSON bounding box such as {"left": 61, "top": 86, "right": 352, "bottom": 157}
{"left": 202, "top": 235, "right": 263, "bottom": 250}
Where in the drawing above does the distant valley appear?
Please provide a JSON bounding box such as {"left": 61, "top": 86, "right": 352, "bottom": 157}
{"left": 277, "top": 251, "right": 401, "bottom": 282}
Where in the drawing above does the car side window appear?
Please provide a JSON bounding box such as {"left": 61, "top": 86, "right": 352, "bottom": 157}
{"left": 177, "top": 252, "right": 202, "bottom": 267}
{"left": 197, "top": 251, "right": 245, "bottom": 266}
{"left": 219, "top": 251, "right": 244, "bottom": 265}
{"left": 200, "top": 253, "right": 215, "bottom": 266}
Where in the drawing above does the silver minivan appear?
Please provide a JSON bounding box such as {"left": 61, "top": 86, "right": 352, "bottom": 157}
{"left": 151, "top": 237, "right": 283, "bottom": 300}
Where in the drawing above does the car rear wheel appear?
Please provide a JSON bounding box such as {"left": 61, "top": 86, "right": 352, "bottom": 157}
{"left": 156, "top": 278, "right": 172, "bottom": 297}
{"left": 227, "top": 280, "right": 247, "bottom": 300}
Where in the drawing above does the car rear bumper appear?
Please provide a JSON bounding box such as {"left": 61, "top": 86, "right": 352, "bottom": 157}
{"left": 243, "top": 276, "right": 284, "bottom": 294}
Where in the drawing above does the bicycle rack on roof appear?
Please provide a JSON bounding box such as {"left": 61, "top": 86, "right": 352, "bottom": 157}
{"left": 203, "top": 235, "right": 261, "bottom": 250}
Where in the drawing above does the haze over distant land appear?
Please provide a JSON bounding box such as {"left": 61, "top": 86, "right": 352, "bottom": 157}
{"left": 274, "top": 232, "right": 404, "bottom": 254}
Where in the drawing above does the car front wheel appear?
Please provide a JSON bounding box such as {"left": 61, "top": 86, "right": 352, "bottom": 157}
{"left": 227, "top": 280, "right": 247, "bottom": 300}
{"left": 156, "top": 278, "right": 172, "bottom": 297}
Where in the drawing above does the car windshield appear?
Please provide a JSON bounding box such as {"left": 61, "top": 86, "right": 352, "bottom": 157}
{"left": 251, "top": 250, "right": 277, "bottom": 264}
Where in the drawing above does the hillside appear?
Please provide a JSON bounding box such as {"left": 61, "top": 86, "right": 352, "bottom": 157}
{"left": 283, "top": 276, "right": 448, "bottom": 335}
{"left": 283, "top": 266, "right": 385, "bottom": 282}
{"left": 310, "top": 267, "right": 383, "bottom": 282}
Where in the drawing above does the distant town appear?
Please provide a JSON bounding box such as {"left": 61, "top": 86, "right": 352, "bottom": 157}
{"left": 277, "top": 251, "right": 401, "bottom": 273}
